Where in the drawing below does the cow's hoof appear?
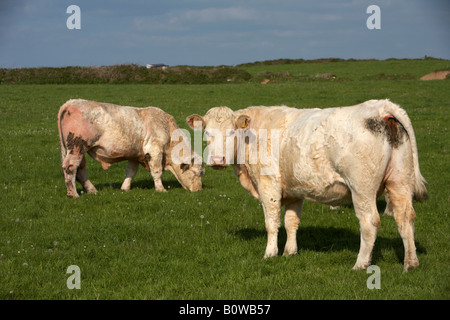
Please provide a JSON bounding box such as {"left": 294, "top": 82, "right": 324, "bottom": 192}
{"left": 86, "top": 188, "right": 98, "bottom": 194}
{"left": 67, "top": 192, "right": 79, "bottom": 199}
{"left": 403, "top": 259, "right": 419, "bottom": 272}
{"left": 263, "top": 250, "right": 278, "bottom": 259}
{"left": 282, "top": 250, "right": 298, "bottom": 257}
{"left": 352, "top": 262, "right": 370, "bottom": 270}
{"left": 282, "top": 244, "right": 298, "bottom": 256}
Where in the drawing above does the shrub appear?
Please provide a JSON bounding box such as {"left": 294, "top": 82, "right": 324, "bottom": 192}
{"left": 0, "top": 65, "right": 252, "bottom": 85}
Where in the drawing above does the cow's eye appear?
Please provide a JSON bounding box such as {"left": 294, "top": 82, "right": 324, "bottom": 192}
{"left": 205, "top": 130, "right": 211, "bottom": 137}
{"left": 226, "top": 130, "right": 235, "bottom": 137}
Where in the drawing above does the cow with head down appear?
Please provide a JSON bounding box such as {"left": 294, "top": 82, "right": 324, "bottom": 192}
{"left": 187, "top": 99, "right": 428, "bottom": 271}
{"left": 58, "top": 99, "right": 204, "bottom": 198}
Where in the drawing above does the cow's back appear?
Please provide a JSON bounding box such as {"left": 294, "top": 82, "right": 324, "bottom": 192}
{"left": 235, "top": 106, "right": 302, "bottom": 130}
{"left": 59, "top": 99, "right": 171, "bottom": 165}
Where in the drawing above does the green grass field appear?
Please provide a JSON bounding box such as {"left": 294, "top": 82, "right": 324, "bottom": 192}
{"left": 0, "top": 59, "right": 449, "bottom": 299}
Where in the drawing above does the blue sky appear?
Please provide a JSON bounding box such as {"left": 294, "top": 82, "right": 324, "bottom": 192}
{"left": 0, "top": 0, "right": 449, "bottom": 68}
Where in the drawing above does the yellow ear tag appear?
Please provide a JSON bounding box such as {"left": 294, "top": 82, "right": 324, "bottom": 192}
{"left": 241, "top": 121, "right": 246, "bottom": 128}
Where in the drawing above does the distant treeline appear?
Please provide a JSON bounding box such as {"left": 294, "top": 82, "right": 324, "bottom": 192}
{"left": 1, "top": 57, "right": 445, "bottom": 84}
{"left": 237, "top": 56, "right": 444, "bottom": 67}
{"left": 0, "top": 64, "right": 252, "bottom": 84}
{"left": 237, "top": 58, "right": 350, "bottom": 67}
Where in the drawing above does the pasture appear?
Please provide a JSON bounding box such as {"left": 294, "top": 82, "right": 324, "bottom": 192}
{"left": 0, "top": 59, "right": 449, "bottom": 299}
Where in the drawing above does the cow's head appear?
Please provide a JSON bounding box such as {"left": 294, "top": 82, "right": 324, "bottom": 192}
{"left": 167, "top": 130, "right": 204, "bottom": 192}
{"left": 167, "top": 152, "right": 204, "bottom": 192}
{"left": 186, "top": 107, "right": 251, "bottom": 169}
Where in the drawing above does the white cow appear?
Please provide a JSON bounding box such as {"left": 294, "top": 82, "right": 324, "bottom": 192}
{"left": 187, "top": 99, "right": 428, "bottom": 271}
{"left": 58, "top": 99, "right": 204, "bottom": 198}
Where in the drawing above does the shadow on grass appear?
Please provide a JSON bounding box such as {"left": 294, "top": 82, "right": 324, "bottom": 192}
{"left": 77, "top": 177, "right": 215, "bottom": 196}
{"left": 232, "top": 199, "right": 429, "bottom": 264}
{"left": 94, "top": 178, "right": 184, "bottom": 191}
{"left": 233, "top": 225, "right": 426, "bottom": 265}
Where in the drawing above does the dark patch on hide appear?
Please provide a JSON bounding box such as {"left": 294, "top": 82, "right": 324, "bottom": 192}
{"left": 64, "top": 164, "right": 75, "bottom": 175}
{"left": 139, "top": 153, "right": 152, "bottom": 172}
{"left": 365, "top": 116, "right": 407, "bottom": 148}
{"left": 66, "top": 132, "right": 89, "bottom": 154}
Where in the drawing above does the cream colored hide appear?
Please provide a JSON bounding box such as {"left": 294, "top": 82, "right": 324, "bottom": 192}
{"left": 58, "top": 99, "right": 203, "bottom": 198}
{"left": 187, "top": 100, "right": 427, "bottom": 271}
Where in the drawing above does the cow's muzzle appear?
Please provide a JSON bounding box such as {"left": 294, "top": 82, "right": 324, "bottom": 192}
{"left": 208, "top": 156, "right": 228, "bottom": 169}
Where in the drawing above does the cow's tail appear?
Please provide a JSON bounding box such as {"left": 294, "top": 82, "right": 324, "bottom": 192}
{"left": 57, "top": 102, "right": 69, "bottom": 164}
{"left": 382, "top": 100, "right": 428, "bottom": 202}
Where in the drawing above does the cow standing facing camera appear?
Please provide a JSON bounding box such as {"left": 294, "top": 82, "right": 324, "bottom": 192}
{"left": 187, "top": 100, "right": 427, "bottom": 271}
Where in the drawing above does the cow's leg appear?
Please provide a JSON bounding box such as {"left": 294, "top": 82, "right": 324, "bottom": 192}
{"left": 283, "top": 200, "right": 303, "bottom": 256}
{"left": 145, "top": 144, "right": 167, "bottom": 192}
{"left": 76, "top": 155, "right": 97, "bottom": 194}
{"left": 62, "top": 153, "right": 84, "bottom": 198}
{"left": 385, "top": 181, "right": 419, "bottom": 271}
{"left": 352, "top": 191, "right": 381, "bottom": 270}
{"left": 260, "top": 189, "right": 282, "bottom": 258}
{"left": 121, "top": 160, "right": 139, "bottom": 191}
{"left": 383, "top": 191, "right": 394, "bottom": 216}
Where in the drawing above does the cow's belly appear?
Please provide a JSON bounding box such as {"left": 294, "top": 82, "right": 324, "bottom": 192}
{"left": 283, "top": 177, "right": 352, "bottom": 206}
{"left": 88, "top": 135, "right": 143, "bottom": 166}
{"left": 280, "top": 126, "right": 352, "bottom": 206}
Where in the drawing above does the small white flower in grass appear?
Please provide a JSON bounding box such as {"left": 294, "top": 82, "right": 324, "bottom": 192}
{"left": 200, "top": 215, "right": 204, "bottom": 227}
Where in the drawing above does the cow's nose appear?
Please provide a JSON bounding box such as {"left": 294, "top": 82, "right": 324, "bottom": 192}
{"left": 209, "top": 156, "right": 226, "bottom": 166}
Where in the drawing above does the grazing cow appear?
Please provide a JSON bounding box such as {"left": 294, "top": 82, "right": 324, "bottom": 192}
{"left": 187, "top": 99, "right": 428, "bottom": 271}
{"left": 58, "top": 99, "right": 204, "bottom": 198}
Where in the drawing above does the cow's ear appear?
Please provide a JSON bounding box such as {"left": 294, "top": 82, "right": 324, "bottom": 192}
{"left": 235, "top": 115, "right": 251, "bottom": 130}
{"left": 186, "top": 114, "right": 205, "bottom": 130}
